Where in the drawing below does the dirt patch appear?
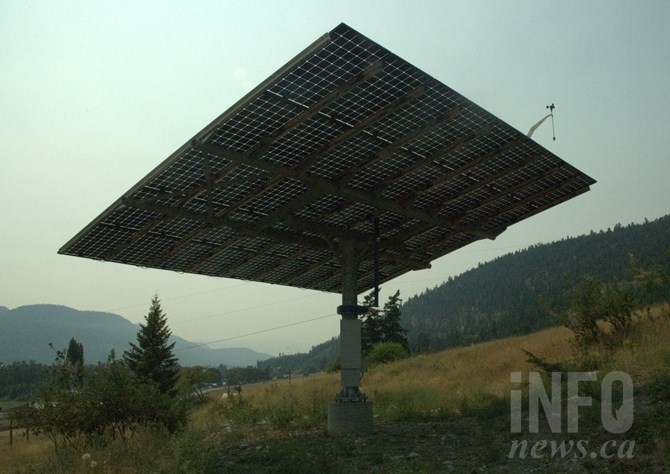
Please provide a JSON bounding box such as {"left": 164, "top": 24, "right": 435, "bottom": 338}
{"left": 200, "top": 414, "right": 663, "bottom": 473}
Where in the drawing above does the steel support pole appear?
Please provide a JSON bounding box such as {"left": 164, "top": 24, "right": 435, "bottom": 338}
{"left": 327, "top": 241, "right": 373, "bottom": 434}
{"left": 338, "top": 242, "right": 363, "bottom": 400}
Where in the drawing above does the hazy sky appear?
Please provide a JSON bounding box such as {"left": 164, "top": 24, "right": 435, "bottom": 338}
{"left": 1, "top": 1, "right": 669, "bottom": 356}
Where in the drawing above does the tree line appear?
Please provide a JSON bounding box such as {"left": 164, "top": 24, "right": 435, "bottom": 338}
{"left": 402, "top": 215, "right": 670, "bottom": 352}
{"left": 0, "top": 361, "right": 51, "bottom": 400}
{"left": 257, "top": 337, "right": 339, "bottom": 376}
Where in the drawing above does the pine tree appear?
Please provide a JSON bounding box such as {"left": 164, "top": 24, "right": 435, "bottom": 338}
{"left": 65, "top": 337, "right": 84, "bottom": 366}
{"left": 65, "top": 337, "right": 85, "bottom": 385}
{"left": 380, "top": 290, "right": 409, "bottom": 352}
{"left": 124, "top": 295, "right": 180, "bottom": 395}
{"left": 360, "top": 293, "right": 382, "bottom": 356}
{"left": 360, "top": 290, "right": 409, "bottom": 354}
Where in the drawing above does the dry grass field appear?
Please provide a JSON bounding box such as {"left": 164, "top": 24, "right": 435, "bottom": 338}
{"left": 227, "top": 312, "right": 669, "bottom": 420}
{"left": 0, "top": 429, "right": 51, "bottom": 471}
{"left": 2, "top": 308, "right": 669, "bottom": 472}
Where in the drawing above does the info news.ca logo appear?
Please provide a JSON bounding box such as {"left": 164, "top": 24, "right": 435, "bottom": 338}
{"left": 509, "top": 371, "right": 635, "bottom": 460}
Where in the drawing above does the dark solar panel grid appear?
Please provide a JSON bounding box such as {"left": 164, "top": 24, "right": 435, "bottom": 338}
{"left": 70, "top": 224, "right": 132, "bottom": 258}
{"left": 208, "top": 181, "right": 263, "bottom": 210}
{"left": 323, "top": 201, "right": 375, "bottom": 229}
{"left": 308, "top": 132, "right": 382, "bottom": 181}
{"left": 116, "top": 233, "right": 174, "bottom": 263}
{"left": 346, "top": 150, "right": 416, "bottom": 192}
{"left": 210, "top": 98, "right": 298, "bottom": 153}
{"left": 148, "top": 150, "right": 204, "bottom": 194}
{"left": 59, "top": 23, "right": 595, "bottom": 294}
{"left": 105, "top": 207, "right": 158, "bottom": 231}
{"left": 294, "top": 194, "right": 347, "bottom": 220}
{"left": 242, "top": 178, "right": 308, "bottom": 217}
{"left": 152, "top": 217, "right": 201, "bottom": 237}
{"left": 227, "top": 208, "right": 262, "bottom": 224}
{"left": 322, "top": 74, "right": 411, "bottom": 128}
{"left": 268, "top": 118, "right": 344, "bottom": 167}
{"left": 161, "top": 241, "right": 211, "bottom": 269}
{"left": 196, "top": 226, "right": 237, "bottom": 246}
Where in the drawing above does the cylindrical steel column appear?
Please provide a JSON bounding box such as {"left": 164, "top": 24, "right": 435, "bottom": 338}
{"left": 339, "top": 242, "right": 362, "bottom": 397}
{"left": 327, "top": 241, "right": 373, "bottom": 434}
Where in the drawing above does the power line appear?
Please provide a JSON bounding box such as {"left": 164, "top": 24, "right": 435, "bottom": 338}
{"left": 170, "top": 292, "right": 324, "bottom": 327}
{"left": 115, "top": 242, "right": 533, "bottom": 351}
{"left": 105, "top": 281, "right": 250, "bottom": 312}
{"left": 175, "top": 312, "right": 338, "bottom": 352}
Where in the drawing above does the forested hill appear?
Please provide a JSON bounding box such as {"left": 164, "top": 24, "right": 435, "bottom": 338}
{"left": 402, "top": 215, "right": 670, "bottom": 351}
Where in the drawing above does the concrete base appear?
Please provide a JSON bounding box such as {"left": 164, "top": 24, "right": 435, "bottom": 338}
{"left": 327, "top": 401, "right": 374, "bottom": 435}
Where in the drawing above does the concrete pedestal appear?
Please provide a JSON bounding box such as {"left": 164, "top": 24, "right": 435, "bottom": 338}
{"left": 327, "top": 401, "right": 374, "bottom": 434}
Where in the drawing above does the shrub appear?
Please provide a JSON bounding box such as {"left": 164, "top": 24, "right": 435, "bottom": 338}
{"left": 562, "top": 276, "right": 637, "bottom": 348}
{"left": 458, "top": 390, "right": 508, "bottom": 420}
{"left": 325, "top": 356, "right": 340, "bottom": 373}
{"left": 367, "top": 342, "right": 409, "bottom": 366}
{"left": 13, "top": 355, "right": 187, "bottom": 452}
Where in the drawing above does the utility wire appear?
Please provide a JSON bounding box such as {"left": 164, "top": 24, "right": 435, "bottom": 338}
{"left": 170, "top": 292, "right": 323, "bottom": 327}
{"left": 105, "top": 281, "right": 250, "bottom": 312}
{"left": 175, "top": 312, "right": 338, "bottom": 352}
{"left": 111, "top": 241, "right": 536, "bottom": 351}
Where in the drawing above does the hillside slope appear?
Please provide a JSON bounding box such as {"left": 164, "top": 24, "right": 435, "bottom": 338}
{"left": 257, "top": 216, "right": 670, "bottom": 371}
{"left": 258, "top": 337, "right": 339, "bottom": 374}
{"left": 203, "top": 310, "right": 670, "bottom": 473}
{"left": 0, "top": 304, "right": 271, "bottom": 367}
{"left": 402, "top": 215, "right": 670, "bottom": 350}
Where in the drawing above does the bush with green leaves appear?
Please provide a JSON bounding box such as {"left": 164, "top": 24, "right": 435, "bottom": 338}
{"left": 562, "top": 276, "right": 637, "bottom": 347}
{"left": 324, "top": 355, "right": 340, "bottom": 374}
{"left": 178, "top": 365, "right": 219, "bottom": 402}
{"left": 630, "top": 253, "right": 670, "bottom": 314}
{"left": 13, "top": 346, "right": 187, "bottom": 452}
{"left": 367, "top": 342, "right": 409, "bottom": 366}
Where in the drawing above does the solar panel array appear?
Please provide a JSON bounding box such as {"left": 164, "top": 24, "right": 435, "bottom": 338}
{"left": 59, "top": 23, "right": 595, "bottom": 294}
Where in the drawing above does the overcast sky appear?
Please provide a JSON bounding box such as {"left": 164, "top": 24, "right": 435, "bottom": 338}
{"left": 1, "top": 1, "right": 668, "bottom": 356}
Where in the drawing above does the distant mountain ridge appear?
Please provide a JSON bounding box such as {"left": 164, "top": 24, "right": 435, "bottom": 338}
{"left": 402, "top": 215, "right": 670, "bottom": 351}
{"left": 0, "top": 304, "right": 271, "bottom": 367}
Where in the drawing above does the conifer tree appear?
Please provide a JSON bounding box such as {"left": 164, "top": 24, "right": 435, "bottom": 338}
{"left": 381, "top": 290, "right": 409, "bottom": 352}
{"left": 65, "top": 337, "right": 85, "bottom": 385}
{"left": 360, "top": 293, "right": 382, "bottom": 356}
{"left": 124, "top": 295, "right": 180, "bottom": 395}
{"left": 360, "top": 290, "right": 409, "bottom": 354}
{"left": 65, "top": 337, "right": 84, "bottom": 367}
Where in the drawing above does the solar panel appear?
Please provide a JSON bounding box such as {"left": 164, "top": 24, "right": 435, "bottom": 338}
{"left": 59, "top": 23, "right": 595, "bottom": 294}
